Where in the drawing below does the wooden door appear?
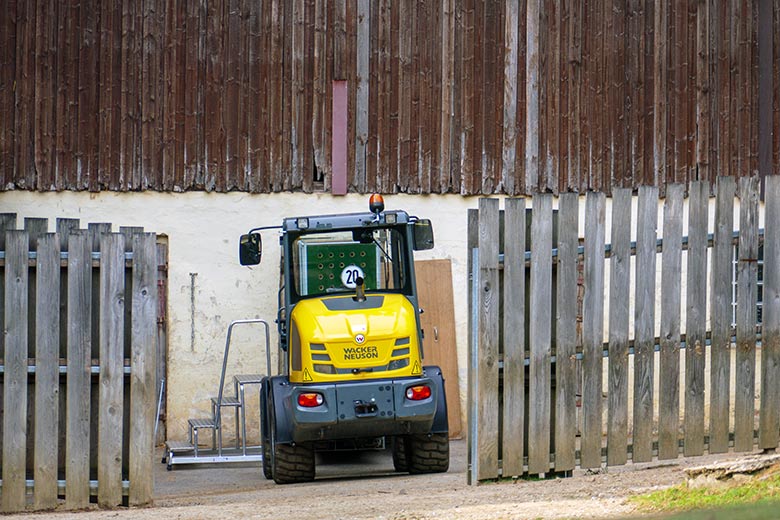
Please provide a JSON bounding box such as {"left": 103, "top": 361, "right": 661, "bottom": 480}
{"left": 415, "top": 259, "right": 462, "bottom": 438}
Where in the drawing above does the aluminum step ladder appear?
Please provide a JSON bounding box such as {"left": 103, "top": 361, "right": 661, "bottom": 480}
{"left": 163, "top": 319, "right": 271, "bottom": 469}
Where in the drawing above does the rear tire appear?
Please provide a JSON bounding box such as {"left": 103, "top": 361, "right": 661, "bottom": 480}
{"left": 392, "top": 436, "right": 409, "bottom": 472}
{"left": 272, "top": 442, "right": 315, "bottom": 484}
{"left": 269, "top": 395, "right": 315, "bottom": 484}
{"left": 407, "top": 433, "right": 449, "bottom": 474}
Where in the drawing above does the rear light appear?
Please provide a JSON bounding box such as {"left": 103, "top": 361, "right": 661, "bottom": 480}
{"left": 297, "top": 392, "right": 324, "bottom": 407}
{"left": 405, "top": 385, "right": 431, "bottom": 401}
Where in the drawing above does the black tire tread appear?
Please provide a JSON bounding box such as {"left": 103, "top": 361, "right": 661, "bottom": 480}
{"left": 407, "top": 433, "right": 449, "bottom": 474}
{"left": 272, "top": 442, "right": 315, "bottom": 484}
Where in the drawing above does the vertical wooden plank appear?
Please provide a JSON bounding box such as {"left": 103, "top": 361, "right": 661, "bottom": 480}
{"left": 502, "top": 0, "right": 519, "bottom": 195}
{"left": 0, "top": 214, "right": 16, "bottom": 360}
{"left": 183, "top": 0, "right": 202, "bottom": 188}
{"left": 528, "top": 194, "right": 552, "bottom": 474}
{"left": 525, "top": 0, "right": 540, "bottom": 193}
{"left": 57, "top": 218, "right": 80, "bottom": 361}
{"left": 14, "top": 0, "right": 36, "bottom": 189}
{"left": 204, "top": 0, "right": 224, "bottom": 191}
{"left": 439, "top": 0, "right": 455, "bottom": 193}
{"left": 501, "top": 198, "right": 525, "bottom": 477}
{"left": 658, "top": 183, "right": 684, "bottom": 460}
{"left": 78, "top": 0, "right": 98, "bottom": 189}
{"left": 97, "top": 234, "right": 125, "bottom": 507}
{"left": 606, "top": 188, "right": 631, "bottom": 466}
{"left": 709, "top": 176, "right": 735, "bottom": 454}
{"left": 759, "top": 175, "right": 780, "bottom": 450}
{"left": 684, "top": 180, "right": 709, "bottom": 456}
{"left": 581, "top": 192, "right": 605, "bottom": 469}
{"left": 2, "top": 231, "right": 29, "bottom": 513}
{"left": 460, "top": 0, "right": 475, "bottom": 194}
{"left": 633, "top": 186, "right": 658, "bottom": 463}
{"left": 224, "top": 0, "right": 242, "bottom": 190}
{"left": 652, "top": 0, "right": 667, "bottom": 187}
{"left": 476, "top": 199, "right": 499, "bottom": 480}
{"left": 355, "top": 0, "right": 369, "bottom": 192}
{"left": 332, "top": 80, "right": 348, "bottom": 195}
{"left": 555, "top": 193, "right": 578, "bottom": 472}
{"left": 695, "top": 0, "right": 711, "bottom": 183}
{"left": 0, "top": 2, "right": 16, "bottom": 188}
{"left": 129, "top": 233, "right": 157, "bottom": 505}
{"left": 25, "top": 218, "right": 49, "bottom": 359}
{"left": 466, "top": 208, "right": 478, "bottom": 484}
{"left": 34, "top": 0, "right": 57, "bottom": 190}
{"left": 34, "top": 233, "right": 60, "bottom": 510}
{"left": 566, "top": 1, "right": 582, "bottom": 191}
{"left": 66, "top": 231, "right": 91, "bottom": 509}
{"left": 734, "top": 176, "right": 759, "bottom": 452}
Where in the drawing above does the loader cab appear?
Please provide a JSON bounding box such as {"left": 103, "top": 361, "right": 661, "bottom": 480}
{"left": 238, "top": 196, "right": 434, "bottom": 382}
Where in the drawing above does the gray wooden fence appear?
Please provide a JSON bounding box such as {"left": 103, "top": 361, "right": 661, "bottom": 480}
{"left": 0, "top": 214, "right": 161, "bottom": 511}
{"left": 467, "top": 175, "right": 780, "bottom": 483}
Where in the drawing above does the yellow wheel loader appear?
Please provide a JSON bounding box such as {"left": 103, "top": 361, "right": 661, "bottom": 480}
{"left": 239, "top": 195, "right": 449, "bottom": 484}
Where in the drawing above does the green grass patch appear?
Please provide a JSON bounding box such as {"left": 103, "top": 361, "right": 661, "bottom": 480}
{"left": 629, "top": 471, "right": 780, "bottom": 514}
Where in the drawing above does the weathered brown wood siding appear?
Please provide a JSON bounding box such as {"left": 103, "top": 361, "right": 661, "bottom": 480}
{"left": 0, "top": 1, "right": 777, "bottom": 195}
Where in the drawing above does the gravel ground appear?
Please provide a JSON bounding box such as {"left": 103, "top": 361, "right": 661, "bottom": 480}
{"left": 5, "top": 439, "right": 756, "bottom": 520}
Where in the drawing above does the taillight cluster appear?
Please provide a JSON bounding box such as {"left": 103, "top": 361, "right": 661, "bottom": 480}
{"left": 405, "top": 385, "right": 431, "bottom": 401}
{"left": 297, "top": 392, "right": 324, "bottom": 407}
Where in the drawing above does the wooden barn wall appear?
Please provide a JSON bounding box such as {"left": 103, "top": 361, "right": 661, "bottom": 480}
{"left": 0, "top": 0, "right": 778, "bottom": 195}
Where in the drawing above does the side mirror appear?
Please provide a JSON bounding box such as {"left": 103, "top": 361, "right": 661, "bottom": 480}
{"left": 412, "top": 219, "right": 434, "bottom": 250}
{"left": 239, "top": 233, "right": 262, "bottom": 265}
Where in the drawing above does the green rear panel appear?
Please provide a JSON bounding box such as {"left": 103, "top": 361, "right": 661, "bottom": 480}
{"left": 299, "top": 242, "right": 379, "bottom": 294}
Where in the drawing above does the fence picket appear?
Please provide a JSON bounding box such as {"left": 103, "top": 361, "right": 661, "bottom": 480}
{"left": 709, "top": 176, "right": 735, "bottom": 454}
{"left": 476, "top": 199, "right": 500, "bottom": 480}
{"left": 528, "top": 194, "right": 553, "bottom": 474}
{"left": 66, "top": 231, "right": 92, "bottom": 509}
{"left": 580, "top": 192, "right": 606, "bottom": 469}
{"left": 98, "top": 233, "right": 126, "bottom": 507}
{"left": 684, "top": 180, "right": 709, "bottom": 456}
{"left": 658, "top": 184, "right": 683, "bottom": 460}
{"left": 501, "top": 198, "right": 525, "bottom": 477}
{"left": 633, "top": 186, "right": 658, "bottom": 462}
{"left": 760, "top": 176, "right": 780, "bottom": 449}
{"left": 606, "top": 188, "right": 631, "bottom": 466}
{"left": 2, "top": 231, "right": 29, "bottom": 513}
{"left": 34, "top": 233, "right": 61, "bottom": 510}
{"left": 129, "top": 233, "right": 158, "bottom": 505}
{"left": 735, "top": 176, "right": 759, "bottom": 452}
{"left": 554, "top": 193, "right": 578, "bottom": 471}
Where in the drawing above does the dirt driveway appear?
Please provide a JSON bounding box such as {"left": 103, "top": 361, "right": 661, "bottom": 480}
{"left": 7, "top": 440, "right": 753, "bottom": 519}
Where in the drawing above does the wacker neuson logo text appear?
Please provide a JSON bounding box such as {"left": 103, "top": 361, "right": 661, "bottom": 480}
{"left": 343, "top": 346, "right": 379, "bottom": 360}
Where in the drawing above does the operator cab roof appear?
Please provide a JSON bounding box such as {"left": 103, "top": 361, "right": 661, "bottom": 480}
{"left": 282, "top": 210, "right": 410, "bottom": 233}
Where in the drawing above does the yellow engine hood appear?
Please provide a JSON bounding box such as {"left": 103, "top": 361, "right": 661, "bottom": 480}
{"left": 289, "top": 293, "right": 422, "bottom": 382}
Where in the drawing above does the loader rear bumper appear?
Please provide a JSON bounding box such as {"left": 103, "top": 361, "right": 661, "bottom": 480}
{"left": 268, "top": 367, "right": 447, "bottom": 444}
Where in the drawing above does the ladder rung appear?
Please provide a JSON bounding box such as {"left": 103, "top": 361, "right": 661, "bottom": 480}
{"left": 211, "top": 396, "right": 241, "bottom": 407}
{"left": 188, "top": 418, "right": 216, "bottom": 429}
{"left": 234, "top": 374, "right": 264, "bottom": 385}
